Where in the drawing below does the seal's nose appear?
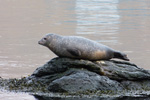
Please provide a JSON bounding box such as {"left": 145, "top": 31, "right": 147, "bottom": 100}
{"left": 38, "top": 41, "right": 41, "bottom": 44}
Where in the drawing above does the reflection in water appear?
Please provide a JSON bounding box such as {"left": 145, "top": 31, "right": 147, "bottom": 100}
{"left": 33, "top": 95, "right": 105, "bottom": 100}
{"left": 75, "top": 0, "right": 120, "bottom": 35}
{"left": 33, "top": 94, "right": 150, "bottom": 100}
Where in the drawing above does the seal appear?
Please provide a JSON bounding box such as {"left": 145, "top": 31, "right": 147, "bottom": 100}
{"left": 38, "top": 33, "right": 129, "bottom": 61}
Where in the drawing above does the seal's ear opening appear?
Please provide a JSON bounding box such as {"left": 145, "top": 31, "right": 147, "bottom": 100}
{"left": 114, "top": 52, "right": 130, "bottom": 61}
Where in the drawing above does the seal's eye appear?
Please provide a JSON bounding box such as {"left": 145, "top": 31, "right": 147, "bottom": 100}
{"left": 43, "top": 38, "right": 47, "bottom": 40}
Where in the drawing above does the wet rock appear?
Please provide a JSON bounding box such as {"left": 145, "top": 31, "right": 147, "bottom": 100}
{"left": 1, "top": 57, "right": 150, "bottom": 97}
{"left": 26, "top": 57, "right": 150, "bottom": 93}
{"left": 30, "top": 57, "right": 150, "bottom": 81}
{"left": 47, "top": 69, "right": 123, "bottom": 93}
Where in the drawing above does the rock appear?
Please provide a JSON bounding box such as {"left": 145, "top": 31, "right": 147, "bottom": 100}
{"left": 47, "top": 69, "right": 123, "bottom": 93}
{"left": 27, "top": 57, "right": 150, "bottom": 93}
{"left": 1, "top": 57, "right": 150, "bottom": 97}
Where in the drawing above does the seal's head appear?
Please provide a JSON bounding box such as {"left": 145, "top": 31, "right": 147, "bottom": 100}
{"left": 38, "top": 33, "right": 55, "bottom": 47}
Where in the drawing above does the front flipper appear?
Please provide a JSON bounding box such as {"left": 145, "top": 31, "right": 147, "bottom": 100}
{"left": 67, "top": 48, "right": 81, "bottom": 57}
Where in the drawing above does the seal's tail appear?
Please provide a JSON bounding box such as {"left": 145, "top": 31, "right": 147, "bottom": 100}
{"left": 114, "top": 51, "right": 130, "bottom": 61}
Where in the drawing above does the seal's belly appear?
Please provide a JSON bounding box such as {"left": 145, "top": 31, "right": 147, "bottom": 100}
{"left": 80, "top": 50, "right": 107, "bottom": 60}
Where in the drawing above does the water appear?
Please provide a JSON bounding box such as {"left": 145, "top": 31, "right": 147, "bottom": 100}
{"left": 0, "top": 0, "right": 150, "bottom": 99}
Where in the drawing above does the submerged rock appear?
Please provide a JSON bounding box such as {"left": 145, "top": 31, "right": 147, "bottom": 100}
{"left": 1, "top": 57, "right": 150, "bottom": 97}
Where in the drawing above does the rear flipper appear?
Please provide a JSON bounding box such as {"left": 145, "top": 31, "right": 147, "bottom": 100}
{"left": 114, "top": 51, "right": 130, "bottom": 61}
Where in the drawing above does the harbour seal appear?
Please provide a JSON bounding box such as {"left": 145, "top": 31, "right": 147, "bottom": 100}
{"left": 38, "top": 33, "right": 129, "bottom": 61}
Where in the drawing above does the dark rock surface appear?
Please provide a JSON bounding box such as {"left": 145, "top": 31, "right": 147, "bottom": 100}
{"left": 1, "top": 57, "right": 150, "bottom": 97}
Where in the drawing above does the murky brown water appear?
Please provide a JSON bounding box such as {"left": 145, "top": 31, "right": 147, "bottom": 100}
{"left": 0, "top": 0, "right": 150, "bottom": 99}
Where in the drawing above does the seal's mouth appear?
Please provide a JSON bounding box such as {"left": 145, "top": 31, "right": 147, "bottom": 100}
{"left": 38, "top": 41, "right": 42, "bottom": 45}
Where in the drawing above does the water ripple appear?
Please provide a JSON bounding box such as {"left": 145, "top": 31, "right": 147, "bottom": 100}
{"left": 75, "top": 0, "right": 120, "bottom": 35}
